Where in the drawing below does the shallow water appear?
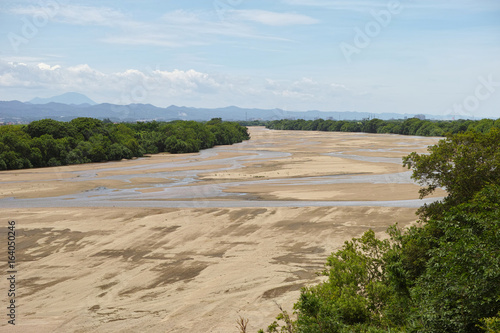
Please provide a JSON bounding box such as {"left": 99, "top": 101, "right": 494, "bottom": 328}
{"left": 0, "top": 196, "right": 440, "bottom": 209}
{"left": 0, "top": 128, "right": 442, "bottom": 209}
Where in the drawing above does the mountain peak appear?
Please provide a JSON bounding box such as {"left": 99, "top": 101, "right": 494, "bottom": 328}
{"left": 29, "top": 92, "right": 97, "bottom": 106}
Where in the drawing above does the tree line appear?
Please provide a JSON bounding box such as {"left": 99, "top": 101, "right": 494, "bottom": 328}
{"left": 266, "top": 117, "right": 500, "bottom": 136}
{"left": 0, "top": 117, "right": 249, "bottom": 170}
{"left": 259, "top": 128, "right": 500, "bottom": 333}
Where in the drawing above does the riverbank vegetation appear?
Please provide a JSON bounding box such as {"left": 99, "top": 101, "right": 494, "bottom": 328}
{"left": 259, "top": 128, "right": 500, "bottom": 333}
{"left": 0, "top": 117, "right": 249, "bottom": 170}
{"left": 266, "top": 118, "right": 500, "bottom": 136}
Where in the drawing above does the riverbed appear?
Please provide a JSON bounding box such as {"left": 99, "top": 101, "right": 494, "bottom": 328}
{"left": 0, "top": 127, "right": 444, "bottom": 333}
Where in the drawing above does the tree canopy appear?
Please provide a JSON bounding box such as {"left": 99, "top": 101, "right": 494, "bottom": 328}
{"left": 265, "top": 117, "right": 499, "bottom": 137}
{"left": 0, "top": 118, "right": 250, "bottom": 170}
{"left": 403, "top": 128, "right": 500, "bottom": 219}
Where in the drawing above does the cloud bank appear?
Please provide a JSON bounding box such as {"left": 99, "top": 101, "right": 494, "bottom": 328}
{"left": 0, "top": 61, "right": 349, "bottom": 109}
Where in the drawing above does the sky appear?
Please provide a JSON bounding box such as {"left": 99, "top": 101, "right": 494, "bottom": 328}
{"left": 0, "top": 0, "right": 499, "bottom": 118}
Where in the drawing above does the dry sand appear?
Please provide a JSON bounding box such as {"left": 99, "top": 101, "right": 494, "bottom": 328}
{"left": 0, "top": 127, "right": 442, "bottom": 333}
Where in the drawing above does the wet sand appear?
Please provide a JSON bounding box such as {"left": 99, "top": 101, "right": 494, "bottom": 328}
{"left": 0, "top": 127, "right": 443, "bottom": 332}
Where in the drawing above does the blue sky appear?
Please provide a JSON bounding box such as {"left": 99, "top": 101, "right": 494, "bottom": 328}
{"left": 1, "top": 0, "right": 499, "bottom": 118}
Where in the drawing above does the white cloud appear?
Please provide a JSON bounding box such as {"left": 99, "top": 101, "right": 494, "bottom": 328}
{"left": 281, "top": 0, "right": 377, "bottom": 10}
{"left": 0, "top": 61, "right": 352, "bottom": 109}
{"left": 227, "top": 9, "right": 319, "bottom": 26}
{"left": 10, "top": 4, "right": 128, "bottom": 27}
{"left": 100, "top": 9, "right": 295, "bottom": 48}
{"left": 265, "top": 77, "right": 348, "bottom": 101}
{"left": 331, "top": 83, "right": 347, "bottom": 90}
{"left": 100, "top": 35, "right": 204, "bottom": 48}
{"left": 0, "top": 61, "right": 230, "bottom": 102}
{"left": 6, "top": 4, "right": 298, "bottom": 48}
{"left": 59, "top": 5, "right": 127, "bottom": 26}
{"left": 37, "top": 63, "right": 61, "bottom": 71}
{"left": 162, "top": 9, "right": 202, "bottom": 25}
{"left": 282, "top": 0, "right": 500, "bottom": 11}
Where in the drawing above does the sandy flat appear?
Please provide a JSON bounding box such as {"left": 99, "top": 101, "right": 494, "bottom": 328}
{"left": 96, "top": 164, "right": 233, "bottom": 178}
{"left": 2, "top": 206, "right": 419, "bottom": 333}
{"left": 198, "top": 154, "right": 406, "bottom": 180}
{"left": 224, "top": 182, "right": 447, "bottom": 201}
{"left": 0, "top": 179, "right": 126, "bottom": 199}
{"left": 0, "top": 127, "right": 443, "bottom": 333}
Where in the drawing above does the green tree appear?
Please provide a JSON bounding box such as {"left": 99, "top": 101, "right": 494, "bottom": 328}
{"left": 400, "top": 185, "right": 500, "bottom": 333}
{"left": 290, "top": 230, "right": 398, "bottom": 333}
{"left": 363, "top": 118, "right": 386, "bottom": 133}
{"left": 0, "top": 118, "right": 249, "bottom": 170}
{"left": 25, "top": 118, "right": 75, "bottom": 139}
{"left": 164, "top": 136, "right": 190, "bottom": 153}
{"left": 469, "top": 119, "right": 494, "bottom": 134}
{"left": 403, "top": 128, "right": 500, "bottom": 219}
{"left": 70, "top": 117, "right": 106, "bottom": 140}
{"left": 340, "top": 122, "right": 362, "bottom": 132}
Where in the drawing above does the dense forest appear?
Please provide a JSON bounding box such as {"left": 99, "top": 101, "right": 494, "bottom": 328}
{"left": 265, "top": 118, "right": 500, "bottom": 136}
{"left": 0, "top": 117, "right": 249, "bottom": 170}
{"left": 259, "top": 128, "right": 500, "bottom": 333}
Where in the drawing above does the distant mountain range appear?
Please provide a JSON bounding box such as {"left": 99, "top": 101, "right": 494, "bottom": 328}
{"left": 0, "top": 92, "right": 448, "bottom": 123}
{"left": 29, "top": 92, "right": 97, "bottom": 106}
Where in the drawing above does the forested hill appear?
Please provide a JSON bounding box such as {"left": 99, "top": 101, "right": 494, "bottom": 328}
{"left": 0, "top": 118, "right": 249, "bottom": 170}
{"left": 266, "top": 117, "right": 500, "bottom": 136}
